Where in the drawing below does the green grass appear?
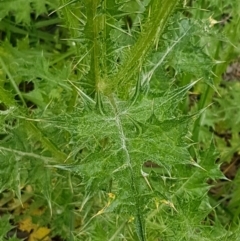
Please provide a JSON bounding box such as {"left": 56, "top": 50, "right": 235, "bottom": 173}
{"left": 0, "top": 0, "right": 240, "bottom": 240}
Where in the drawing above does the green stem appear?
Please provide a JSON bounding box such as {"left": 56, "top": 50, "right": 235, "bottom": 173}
{"left": 85, "top": 0, "right": 107, "bottom": 96}
{"left": 109, "top": 0, "right": 179, "bottom": 95}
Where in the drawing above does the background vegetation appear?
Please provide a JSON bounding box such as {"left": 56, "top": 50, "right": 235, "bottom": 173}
{"left": 0, "top": 0, "right": 240, "bottom": 240}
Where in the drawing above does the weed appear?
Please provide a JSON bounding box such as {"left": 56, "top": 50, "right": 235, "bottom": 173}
{"left": 0, "top": 0, "right": 239, "bottom": 240}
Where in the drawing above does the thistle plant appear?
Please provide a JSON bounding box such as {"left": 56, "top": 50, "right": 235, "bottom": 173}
{"left": 0, "top": 0, "right": 238, "bottom": 240}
